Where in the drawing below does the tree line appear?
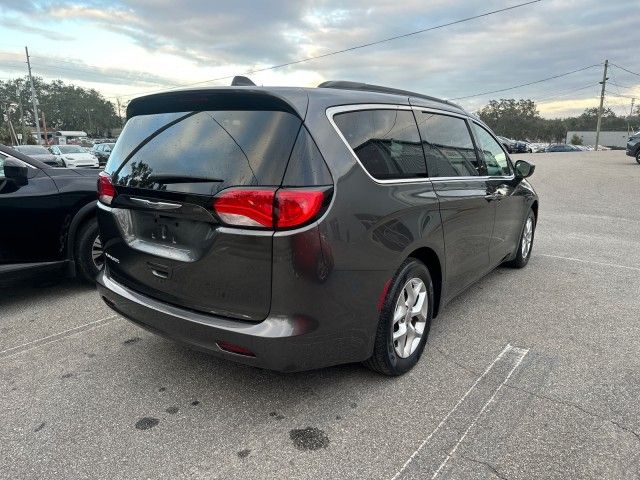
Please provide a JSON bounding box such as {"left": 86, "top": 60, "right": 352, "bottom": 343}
{"left": 477, "top": 99, "right": 640, "bottom": 143}
{"left": 0, "top": 76, "right": 122, "bottom": 144}
{"left": 2, "top": 78, "right": 638, "bottom": 146}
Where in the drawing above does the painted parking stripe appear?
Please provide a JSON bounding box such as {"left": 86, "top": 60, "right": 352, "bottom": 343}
{"left": 390, "top": 344, "right": 529, "bottom": 480}
{"left": 538, "top": 253, "right": 640, "bottom": 272}
{"left": 0, "top": 315, "right": 117, "bottom": 360}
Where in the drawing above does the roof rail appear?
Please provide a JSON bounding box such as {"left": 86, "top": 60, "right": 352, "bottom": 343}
{"left": 317, "top": 80, "right": 463, "bottom": 110}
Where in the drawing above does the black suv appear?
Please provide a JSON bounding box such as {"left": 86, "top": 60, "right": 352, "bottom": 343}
{"left": 626, "top": 132, "right": 640, "bottom": 164}
{"left": 0, "top": 145, "right": 103, "bottom": 284}
{"left": 96, "top": 81, "right": 538, "bottom": 375}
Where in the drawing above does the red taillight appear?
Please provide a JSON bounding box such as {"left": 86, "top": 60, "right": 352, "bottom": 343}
{"left": 216, "top": 341, "right": 255, "bottom": 357}
{"left": 275, "top": 190, "right": 325, "bottom": 228}
{"left": 213, "top": 188, "right": 275, "bottom": 228}
{"left": 97, "top": 172, "right": 116, "bottom": 205}
{"left": 213, "top": 188, "right": 327, "bottom": 229}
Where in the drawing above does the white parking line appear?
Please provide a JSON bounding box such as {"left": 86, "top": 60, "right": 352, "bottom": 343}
{"left": 390, "top": 344, "right": 527, "bottom": 480}
{"left": 538, "top": 253, "right": 640, "bottom": 272}
{"left": 0, "top": 315, "right": 117, "bottom": 360}
{"left": 431, "top": 346, "right": 529, "bottom": 478}
{"left": 390, "top": 344, "right": 529, "bottom": 480}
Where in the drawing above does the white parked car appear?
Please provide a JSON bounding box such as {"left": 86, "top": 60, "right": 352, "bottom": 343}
{"left": 49, "top": 144, "right": 99, "bottom": 168}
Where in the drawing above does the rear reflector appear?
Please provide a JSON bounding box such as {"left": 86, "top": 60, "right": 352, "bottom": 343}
{"left": 217, "top": 341, "right": 255, "bottom": 357}
{"left": 97, "top": 172, "right": 116, "bottom": 205}
{"left": 213, "top": 187, "right": 328, "bottom": 230}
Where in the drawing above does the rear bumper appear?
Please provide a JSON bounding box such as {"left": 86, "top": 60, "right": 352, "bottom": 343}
{"left": 96, "top": 269, "right": 371, "bottom": 372}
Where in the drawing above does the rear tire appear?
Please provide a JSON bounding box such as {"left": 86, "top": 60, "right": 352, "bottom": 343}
{"left": 504, "top": 210, "right": 536, "bottom": 269}
{"left": 74, "top": 217, "right": 103, "bottom": 283}
{"left": 635, "top": 151, "right": 640, "bottom": 165}
{"left": 364, "top": 258, "right": 433, "bottom": 376}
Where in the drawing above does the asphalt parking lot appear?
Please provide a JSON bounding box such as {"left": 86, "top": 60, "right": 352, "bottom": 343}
{"left": 2, "top": 150, "right": 639, "bottom": 480}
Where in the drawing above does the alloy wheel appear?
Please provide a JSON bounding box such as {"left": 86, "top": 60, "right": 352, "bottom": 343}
{"left": 92, "top": 236, "right": 105, "bottom": 270}
{"left": 521, "top": 217, "right": 534, "bottom": 259}
{"left": 392, "top": 278, "right": 428, "bottom": 358}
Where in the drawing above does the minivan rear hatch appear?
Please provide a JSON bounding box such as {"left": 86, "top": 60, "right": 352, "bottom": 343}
{"left": 100, "top": 90, "right": 306, "bottom": 321}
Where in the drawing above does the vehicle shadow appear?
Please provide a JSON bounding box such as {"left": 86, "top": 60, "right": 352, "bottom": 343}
{"left": 0, "top": 271, "right": 96, "bottom": 310}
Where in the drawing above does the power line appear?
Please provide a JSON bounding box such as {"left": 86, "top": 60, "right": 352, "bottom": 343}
{"left": 610, "top": 63, "right": 640, "bottom": 78}
{"left": 106, "top": 0, "right": 543, "bottom": 99}
{"left": 605, "top": 90, "right": 637, "bottom": 100}
{"left": 535, "top": 83, "right": 600, "bottom": 103}
{"left": 607, "top": 80, "right": 636, "bottom": 90}
{"left": 451, "top": 64, "right": 602, "bottom": 100}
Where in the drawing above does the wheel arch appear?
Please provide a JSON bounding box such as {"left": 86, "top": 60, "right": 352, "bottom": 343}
{"left": 530, "top": 200, "right": 539, "bottom": 223}
{"left": 66, "top": 200, "right": 98, "bottom": 274}
{"left": 407, "top": 247, "right": 443, "bottom": 318}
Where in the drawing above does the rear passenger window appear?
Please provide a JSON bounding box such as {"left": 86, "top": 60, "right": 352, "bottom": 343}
{"left": 415, "top": 112, "right": 480, "bottom": 177}
{"left": 472, "top": 124, "right": 511, "bottom": 176}
{"left": 333, "top": 109, "right": 426, "bottom": 180}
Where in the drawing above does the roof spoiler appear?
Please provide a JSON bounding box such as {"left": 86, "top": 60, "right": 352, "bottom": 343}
{"left": 231, "top": 76, "right": 256, "bottom": 86}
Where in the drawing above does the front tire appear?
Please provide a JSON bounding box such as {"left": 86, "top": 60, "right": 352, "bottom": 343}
{"left": 635, "top": 151, "right": 640, "bottom": 165}
{"left": 504, "top": 210, "right": 536, "bottom": 268}
{"left": 74, "top": 217, "right": 103, "bottom": 283}
{"left": 365, "top": 258, "right": 434, "bottom": 376}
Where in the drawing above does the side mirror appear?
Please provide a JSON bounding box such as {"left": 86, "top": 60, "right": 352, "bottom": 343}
{"left": 514, "top": 159, "right": 535, "bottom": 179}
{"left": 3, "top": 158, "right": 29, "bottom": 187}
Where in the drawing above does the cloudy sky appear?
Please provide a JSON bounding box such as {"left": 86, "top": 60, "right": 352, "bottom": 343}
{"left": 0, "top": 0, "right": 638, "bottom": 117}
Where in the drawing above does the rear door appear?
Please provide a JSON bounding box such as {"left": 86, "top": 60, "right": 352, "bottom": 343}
{"left": 99, "top": 105, "right": 303, "bottom": 321}
{"left": 414, "top": 110, "right": 494, "bottom": 298}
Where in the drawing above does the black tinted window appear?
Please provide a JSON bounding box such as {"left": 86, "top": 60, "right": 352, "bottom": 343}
{"left": 415, "top": 112, "right": 480, "bottom": 177}
{"left": 111, "top": 110, "right": 301, "bottom": 195}
{"left": 334, "top": 109, "right": 426, "bottom": 180}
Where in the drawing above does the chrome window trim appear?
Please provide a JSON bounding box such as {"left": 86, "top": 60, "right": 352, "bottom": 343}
{"left": 326, "top": 103, "right": 515, "bottom": 184}
{"left": 326, "top": 104, "right": 428, "bottom": 185}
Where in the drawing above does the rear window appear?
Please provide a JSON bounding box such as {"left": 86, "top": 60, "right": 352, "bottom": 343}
{"left": 415, "top": 112, "right": 480, "bottom": 177}
{"left": 333, "top": 109, "right": 426, "bottom": 180}
{"left": 108, "top": 110, "right": 301, "bottom": 195}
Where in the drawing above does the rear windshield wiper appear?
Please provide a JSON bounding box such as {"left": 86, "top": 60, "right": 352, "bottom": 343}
{"left": 148, "top": 174, "right": 224, "bottom": 184}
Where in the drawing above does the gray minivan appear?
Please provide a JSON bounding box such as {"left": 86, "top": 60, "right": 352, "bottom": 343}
{"left": 96, "top": 80, "right": 538, "bottom": 375}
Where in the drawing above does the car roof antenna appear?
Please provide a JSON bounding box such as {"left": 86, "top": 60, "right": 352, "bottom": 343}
{"left": 231, "top": 76, "right": 256, "bottom": 86}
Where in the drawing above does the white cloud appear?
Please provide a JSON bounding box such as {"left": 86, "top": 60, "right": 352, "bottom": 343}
{"left": 0, "top": 0, "right": 638, "bottom": 117}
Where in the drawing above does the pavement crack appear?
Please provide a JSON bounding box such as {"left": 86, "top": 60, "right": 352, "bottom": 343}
{"left": 504, "top": 383, "right": 640, "bottom": 443}
{"left": 433, "top": 346, "right": 482, "bottom": 377}
{"left": 434, "top": 348, "right": 640, "bottom": 445}
{"left": 461, "top": 455, "right": 509, "bottom": 480}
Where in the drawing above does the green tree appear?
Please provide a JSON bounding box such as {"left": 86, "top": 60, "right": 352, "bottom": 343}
{"left": 570, "top": 134, "right": 583, "bottom": 145}
{"left": 478, "top": 99, "right": 541, "bottom": 141}
{"left": 0, "top": 76, "right": 119, "bottom": 139}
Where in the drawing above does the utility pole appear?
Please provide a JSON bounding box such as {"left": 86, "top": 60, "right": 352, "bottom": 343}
{"left": 594, "top": 59, "right": 608, "bottom": 152}
{"left": 116, "top": 97, "right": 124, "bottom": 127}
{"left": 628, "top": 98, "right": 636, "bottom": 136}
{"left": 25, "top": 46, "right": 42, "bottom": 145}
{"left": 16, "top": 84, "right": 26, "bottom": 144}
{"left": 41, "top": 111, "right": 48, "bottom": 145}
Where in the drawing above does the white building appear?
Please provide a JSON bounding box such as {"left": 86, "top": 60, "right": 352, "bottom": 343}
{"left": 566, "top": 131, "right": 631, "bottom": 148}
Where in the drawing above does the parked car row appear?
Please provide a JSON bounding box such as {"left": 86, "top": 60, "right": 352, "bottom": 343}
{"left": 13, "top": 144, "right": 100, "bottom": 168}
{"left": 627, "top": 131, "right": 640, "bottom": 164}
{"left": 497, "top": 136, "right": 531, "bottom": 154}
